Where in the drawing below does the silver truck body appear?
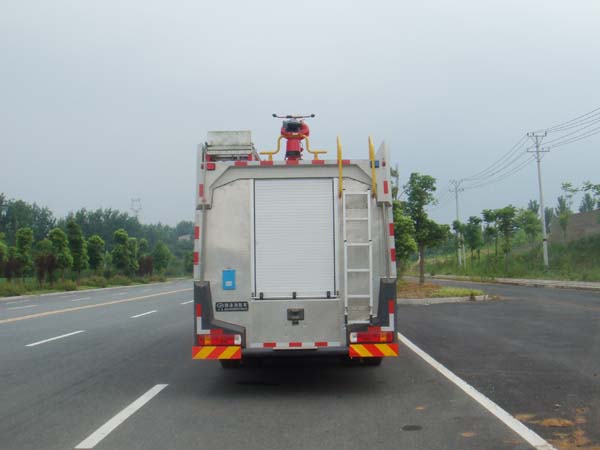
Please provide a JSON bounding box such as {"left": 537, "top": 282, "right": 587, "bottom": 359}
{"left": 192, "top": 131, "right": 398, "bottom": 363}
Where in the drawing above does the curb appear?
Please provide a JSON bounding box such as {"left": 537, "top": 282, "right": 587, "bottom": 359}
{"left": 0, "top": 278, "right": 190, "bottom": 302}
{"left": 427, "top": 274, "right": 600, "bottom": 291}
{"left": 397, "top": 295, "right": 489, "bottom": 306}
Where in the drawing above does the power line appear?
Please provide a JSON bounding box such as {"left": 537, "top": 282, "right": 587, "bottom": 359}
{"left": 536, "top": 106, "right": 600, "bottom": 133}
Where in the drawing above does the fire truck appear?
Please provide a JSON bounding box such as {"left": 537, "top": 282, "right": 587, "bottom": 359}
{"left": 192, "top": 115, "right": 398, "bottom": 368}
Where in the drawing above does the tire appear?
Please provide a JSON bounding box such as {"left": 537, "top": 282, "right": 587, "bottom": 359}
{"left": 362, "top": 357, "right": 383, "bottom": 366}
{"left": 220, "top": 359, "right": 242, "bottom": 369}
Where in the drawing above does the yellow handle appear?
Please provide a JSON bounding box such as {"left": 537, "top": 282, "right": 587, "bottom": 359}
{"left": 259, "top": 136, "right": 283, "bottom": 161}
{"left": 369, "top": 136, "right": 377, "bottom": 197}
{"left": 337, "top": 136, "right": 343, "bottom": 198}
{"left": 303, "top": 136, "right": 327, "bottom": 160}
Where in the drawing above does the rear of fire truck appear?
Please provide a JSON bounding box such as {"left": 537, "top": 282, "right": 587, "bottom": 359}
{"left": 192, "top": 116, "right": 399, "bottom": 368}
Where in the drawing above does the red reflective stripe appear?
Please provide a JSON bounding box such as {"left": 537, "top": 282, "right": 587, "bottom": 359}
{"left": 194, "top": 226, "right": 200, "bottom": 239}
{"left": 198, "top": 184, "right": 204, "bottom": 198}
{"left": 311, "top": 160, "right": 325, "bottom": 165}
{"left": 263, "top": 342, "right": 276, "bottom": 348}
{"left": 365, "top": 344, "right": 386, "bottom": 357}
{"left": 260, "top": 160, "right": 273, "bottom": 166}
{"left": 195, "top": 304, "right": 201, "bottom": 317}
{"left": 210, "top": 346, "right": 228, "bottom": 359}
{"left": 390, "top": 248, "right": 396, "bottom": 262}
{"left": 367, "top": 326, "right": 382, "bottom": 332}
{"left": 234, "top": 161, "right": 247, "bottom": 167}
{"left": 210, "top": 328, "right": 223, "bottom": 335}
{"left": 193, "top": 251, "right": 199, "bottom": 265}
{"left": 342, "top": 159, "right": 351, "bottom": 165}
{"left": 388, "top": 223, "right": 394, "bottom": 236}
{"left": 315, "top": 341, "right": 328, "bottom": 347}
{"left": 286, "top": 160, "right": 299, "bottom": 165}
{"left": 206, "top": 162, "right": 216, "bottom": 170}
{"left": 289, "top": 342, "right": 302, "bottom": 347}
{"left": 383, "top": 180, "right": 389, "bottom": 194}
{"left": 388, "top": 300, "right": 395, "bottom": 314}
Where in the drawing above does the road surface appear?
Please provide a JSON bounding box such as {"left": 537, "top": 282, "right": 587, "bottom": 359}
{"left": 1, "top": 278, "right": 596, "bottom": 449}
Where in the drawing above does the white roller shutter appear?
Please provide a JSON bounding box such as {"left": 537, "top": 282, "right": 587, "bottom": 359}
{"left": 254, "top": 178, "right": 335, "bottom": 298}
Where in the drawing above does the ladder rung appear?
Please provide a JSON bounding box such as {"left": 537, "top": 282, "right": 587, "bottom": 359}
{"left": 345, "top": 217, "right": 368, "bottom": 221}
{"left": 345, "top": 242, "right": 370, "bottom": 247}
{"left": 347, "top": 268, "right": 370, "bottom": 272}
{"left": 347, "top": 294, "right": 370, "bottom": 299}
{"left": 348, "top": 320, "right": 370, "bottom": 325}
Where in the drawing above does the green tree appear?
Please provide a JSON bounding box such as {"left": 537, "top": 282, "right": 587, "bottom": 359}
{"left": 15, "top": 227, "right": 34, "bottom": 279}
{"left": 582, "top": 181, "right": 600, "bottom": 209}
{"left": 127, "top": 237, "right": 139, "bottom": 275}
{"left": 464, "top": 216, "right": 483, "bottom": 262}
{"left": 579, "top": 193, "right": 596, "bottom": 213}
{"left": 527, "top": 199, "right": 540, "bottom": 214}
{"left": 452, "top": 220, "right": 466, "bottom": 265}
{"left": 495, "top": 206, "right": 517, "bottom": 272}
{"left": 555, "top": 195, "right": 572, "bottom": 243}
{"left": 48, "top": 227, "right": 73, "bottom": 281}
{"left": 111, "top": 229, "right": 133, "bottom": 275}
{"left": 87, "top": 235, "right": 105, "bottom": 273}
{"left": 0, "top": 233, "right": 7, "bottom": 275}
{"left": 34, "top": 238, "right": 57, "bottom": 285}
{"left": 137, "top": 238, "right": 153, "bottom": 276}
{"left": 4, "top": 246, "right": 21, "bottom": 281}
{"left": 152, "top": 241, "right": 172, "bottom": 274}
{"left": 403, "top": 173, "right": 449, "bottom": 284}
{"left": 392, "top": 201, "right": 417, "bottom": 273}
{"left": 516, "top": 209, "right": 541, "bottom": 249}
{"left": 482, "top": 209, "right": 498, "bottom": 256}
{"left": 544, "top": 207, "right": 555, "bottom": 233}
{"left": 67, "top": 219, "right": 88, "bottom": 282}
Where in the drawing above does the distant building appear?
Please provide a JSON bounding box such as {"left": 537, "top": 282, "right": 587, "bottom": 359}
{"left": 549, "top": 209, "right": 600, "bottom": 244}
{"left": 178, "top": 234, "right": 192, "bottom": 241}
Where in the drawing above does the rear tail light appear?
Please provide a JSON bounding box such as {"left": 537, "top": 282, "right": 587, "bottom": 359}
{"left": 349, "top": 331, "right": 394, "bottom": 343}
{"left": 197, "top": 333, "right": 241, "bottom": 346}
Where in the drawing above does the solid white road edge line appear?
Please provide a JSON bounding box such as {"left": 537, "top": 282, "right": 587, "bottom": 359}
{"left": 74, "top": 384, "right": 168, "bottom": 449}
{"left": 7, "top": 304, "right": 37, "bottom": 310}
{"left": 26, "top": 330, "right": 85, "bottom": 347}
{"left": 180, "top": 300, "right": 193, "bottom": 305}
{"left": 71, "top": 297, "right": 92, "bottom": 302}
{"left": 396, "top": 331, "right": 556, "bottom": 450}
{"left": 131, "top": 310, "right": 157, "bottom": 318}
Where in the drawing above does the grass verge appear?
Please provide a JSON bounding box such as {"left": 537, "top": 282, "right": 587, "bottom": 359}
{"left": 397, "top": 280, "right": 483, "bottom": 299}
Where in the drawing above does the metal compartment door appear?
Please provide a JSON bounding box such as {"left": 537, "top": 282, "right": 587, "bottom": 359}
{"left": 254, "top": 178, "right": 335, "bottom": 298}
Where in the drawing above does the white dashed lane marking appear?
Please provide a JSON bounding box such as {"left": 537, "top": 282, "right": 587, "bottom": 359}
{"left": 131, "top": 310, "right": 157, "bottom": 319}
{"left": 26, "top": 330, "right": 85, "bottom": 347}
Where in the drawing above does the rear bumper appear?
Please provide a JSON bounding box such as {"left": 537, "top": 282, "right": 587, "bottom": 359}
{"left": 349, "top": 343, "right": 399, "bottom": 357}
{"left": 192, "top": 344, "right": 399, "bottom": 359}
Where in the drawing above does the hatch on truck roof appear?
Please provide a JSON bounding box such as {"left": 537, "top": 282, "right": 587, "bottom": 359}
{"left": 205, "top": 130, "right": 258, "bottom": 160}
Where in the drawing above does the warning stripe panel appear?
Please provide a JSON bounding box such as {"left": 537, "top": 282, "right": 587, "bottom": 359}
{"left": 192, "top": 346, "right": 241, "bottom": 360}
{"left": 349, "top": 343, "right": 399, "bottom": 358}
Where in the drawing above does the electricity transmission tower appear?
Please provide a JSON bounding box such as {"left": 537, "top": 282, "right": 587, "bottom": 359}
{"left": 526, "top": 132, "right": 549, "bottom": 269}
{"left": 130, "top": 198, "right": 142, "bottom": 220}
{"left": 449, "top": 180, "right": 466, "bottom": 267}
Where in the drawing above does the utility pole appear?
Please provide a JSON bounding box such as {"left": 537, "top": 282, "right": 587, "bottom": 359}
{"left": 449, "top": 180, "right": 465, "bottom": 268}
{"left": 527, "top": 132, "right": 549, "bottom": 269}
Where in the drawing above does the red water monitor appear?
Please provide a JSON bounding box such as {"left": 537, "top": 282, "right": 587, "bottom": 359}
{"left": 273, "top": 114, "right": 315, "bottom": 160}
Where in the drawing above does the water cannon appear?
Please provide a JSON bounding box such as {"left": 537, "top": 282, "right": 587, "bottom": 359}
{"left": 260, "top": 114, "right": 326, "bottom": 161}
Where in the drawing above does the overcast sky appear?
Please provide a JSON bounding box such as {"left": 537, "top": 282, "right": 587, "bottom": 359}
{"left": 1, "top": 0, "right": 599, "bottom": 226}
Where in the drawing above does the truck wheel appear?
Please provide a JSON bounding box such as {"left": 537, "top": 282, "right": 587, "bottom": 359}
{"left": 363, "top": 357, "right": 383, "bottom": 366}
{"left": 220, "top": 360, "right": 242, "bottom": 369}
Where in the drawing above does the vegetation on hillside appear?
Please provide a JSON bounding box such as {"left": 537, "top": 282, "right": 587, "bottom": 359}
{"left": 0, "top": 193, "right": 193, "bottom": 296}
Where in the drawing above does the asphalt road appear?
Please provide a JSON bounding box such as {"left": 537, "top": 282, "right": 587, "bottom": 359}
{"left": 398, "top": 278, "right": 600, "bottom": 450}
{"left": 1, "top": 279, "right": 592, "bottom": 450}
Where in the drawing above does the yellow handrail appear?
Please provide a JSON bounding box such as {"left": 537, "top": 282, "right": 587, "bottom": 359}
{"left": 337, "top": 136, "right": 343, "bottom": 198}
{"left": 303, "top": 136, "right": 327, "bottom": 160}
{"left": 368, "top": 136, "right": 377, "bottom": 197}
{"left": 259, "top": 135, "right": 283, "bottom": 161}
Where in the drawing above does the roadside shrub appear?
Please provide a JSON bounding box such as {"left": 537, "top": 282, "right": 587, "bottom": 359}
{"left": 107, "top": 274, "right": 131, "bottom": 286}
{"left": 148, "top": 274, "right": 167, "bottom": 283}
{"left": 55, "top": 280, "right": 78, "bottom": 291}
{"left": 0, "top": 282, "right": 27, "bottom": 297}
{"left": 82, "top": 275, "right": 108, "bottom": 288}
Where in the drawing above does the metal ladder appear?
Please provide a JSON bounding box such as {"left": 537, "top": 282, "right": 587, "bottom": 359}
{"left": 342, "top": 190, "right": 373, "bottom": 324}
